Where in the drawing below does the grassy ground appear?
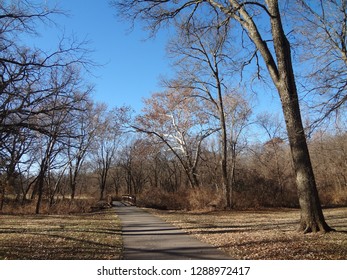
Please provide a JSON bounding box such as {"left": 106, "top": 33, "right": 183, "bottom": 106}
{"left": 149, "top": 207, "right": 347, "bottom": 260}
{"left": 0, "top": 209, "right": 122, "bottom": 260}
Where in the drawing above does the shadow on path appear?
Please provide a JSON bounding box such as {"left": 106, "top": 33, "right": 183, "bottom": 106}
{"left": 113, "top": 201, "right": 231, "bottom": 260}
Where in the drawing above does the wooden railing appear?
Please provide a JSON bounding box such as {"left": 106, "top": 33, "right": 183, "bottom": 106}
{"left": 121, "top": 194, "right": 136, "bottom": 206}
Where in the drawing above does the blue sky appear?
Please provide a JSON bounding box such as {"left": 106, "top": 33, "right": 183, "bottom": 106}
{"left": 33, "top": 0, "right": 283, "bottom": 135}
{"left": 39, "top": 0, "right": 171, "bottom": 112}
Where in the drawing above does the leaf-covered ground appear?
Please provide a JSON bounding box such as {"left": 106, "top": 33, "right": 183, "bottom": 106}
{"left": 0, "top": 209, "right": 122, "bottom": 260}
{"left": 150, "top": 207, "right": 347, "bottom": 260}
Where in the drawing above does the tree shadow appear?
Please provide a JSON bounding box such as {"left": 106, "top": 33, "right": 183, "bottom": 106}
{"left": 0, "top": 210, "right": 122, "bottom": 260}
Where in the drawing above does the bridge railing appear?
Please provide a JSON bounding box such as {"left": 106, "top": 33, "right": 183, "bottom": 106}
{"left": 121, "top": 194, "right": 136, "bottom": 206}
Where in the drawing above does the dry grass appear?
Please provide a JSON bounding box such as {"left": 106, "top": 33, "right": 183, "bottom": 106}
{"left": 1, "top": 198, "right": 98, "bottom": 215}
{"left": 149, "top": 207, "right": 347, "bottom": 260}
{"left": 0, "top": 209, "right": 122, "bottom": 260}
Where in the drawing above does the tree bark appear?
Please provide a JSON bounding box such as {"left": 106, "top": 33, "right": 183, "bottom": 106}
{"left": 264, "top": 0, "right": 332, "bottom": 232}
{"left": 217, "top": 76, "right": 230, "bottom": 208}
{"left": 227, "top": 0, "right": 333, "bottom": 232}
{"left": 278, "top": 80, "right": 332, "bottom": 232}
{"left": 35, "top": 173, "right": 45, "bottom": 214}
{"left": 0, "top": 183, "right": 5, "bottom": 211}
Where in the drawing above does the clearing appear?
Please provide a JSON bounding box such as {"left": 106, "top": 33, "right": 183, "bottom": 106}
{"left": 1, "top": 206, "right": 346, "bottom": 260}
{"left": 149, "top": 207, "right": 347, "bottom": 259}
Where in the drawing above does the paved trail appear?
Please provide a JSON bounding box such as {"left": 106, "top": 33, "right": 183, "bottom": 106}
{"left": 113, "top": 201, "right": 231, "bottom": 260}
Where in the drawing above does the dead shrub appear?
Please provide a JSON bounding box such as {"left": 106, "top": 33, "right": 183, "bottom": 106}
{"left": 137, "top": 187, "right": 225, "bottom": 210}
{"left": 90, "top": 200, "right": 112, "bottom": 212}
{"left": 49, "top": 198, "right": 97, "bottom": 214}
{"left": 185, "top": 188, "right": 224, "bottom": 210}
{"left": 137, "top": 188, "right": 189, "bottom": 210}
{"left": 319, "top": 187, "right": 347, "bottom": 207}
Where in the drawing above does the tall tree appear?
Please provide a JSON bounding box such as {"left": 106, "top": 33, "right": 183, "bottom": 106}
{"left": 166, "top": 18, "right": 251, "bottom": 208}
{"left": 0, "top": 0, "right": 93, "bottom": 213}
{"left": 257, "top": 113, "right": 289, "bottom": 204}
{"left": 31, "top": 68, "right": 88, "bottom": 214}
{"left": 67, "top": 99, "right": 97, "bottom": 199}
{"left": 91, "top": 106, "right": 130, "bottom": 200}
{"left": 114, "top": 0, "right": 332, "bottom": 232}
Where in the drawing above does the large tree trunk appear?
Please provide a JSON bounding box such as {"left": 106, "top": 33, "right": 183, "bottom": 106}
{"left": 278, "top": 81, "right": 332, "bottom": 232}
{"left": 265, "top": 0, "right": 332, "bottom": 232}
{"left": 230, "top": 0, "right": 333, "bottom": 232}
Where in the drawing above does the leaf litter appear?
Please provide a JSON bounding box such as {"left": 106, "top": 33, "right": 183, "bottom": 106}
{"left": 0, "top": 209, "right": 122, "bottom": 260}
{"left": 149, "top": 207, "right": 347, "bottom": 259}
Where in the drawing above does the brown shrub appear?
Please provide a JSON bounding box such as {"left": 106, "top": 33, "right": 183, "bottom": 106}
{"left": 319, "top": 187, "right": 347, "bottom": 207}
{"left": 137, "top": 187, "right": 225, "bottom": 211}
{"left": 137, "top": 188, "right": 189, "bottom": 210}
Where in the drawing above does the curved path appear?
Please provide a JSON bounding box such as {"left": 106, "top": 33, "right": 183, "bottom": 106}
{"left": 113, "top": 201, "right": 231, "bottom": 260}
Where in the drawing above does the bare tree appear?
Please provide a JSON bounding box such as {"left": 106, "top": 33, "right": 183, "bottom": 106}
{"left": 296, "top": 0, "right": 347, "bottom": 124}
{"left": 165, "top": 18, "right": 251, "bottom": 208}
{"left": 135, "top": 88, "right": 218, "bottom": 189}
{"left": 309, "top": 129, "right": 347, "bottom": 204}
{"left": 67, "top": 99, "right": 97, "bottom": 199}
{"left": 114, "top": 0, "right": 332, "bottom": 232}
{"left": 224, "top": 93, "right": 251, "bottom": 207}
{"left": 0, "top": 127, "right": 32, "bottom": 210}
{"left": 91, "top": 106, "right": 130, "bottom": 200}
{"left": 119, "top": 139, "right": 152, "bottom": 195}
{"left": 256, "top": 113, "right": 289, "bottom": 204}
{"left": 0, "top": 1, "right": 92, "bottom": 139}
{"left": 31, "top": 73, "right": 88, "bottom": 214}
{"left": 0, "top": 1, "right": 94, "bottom": 213}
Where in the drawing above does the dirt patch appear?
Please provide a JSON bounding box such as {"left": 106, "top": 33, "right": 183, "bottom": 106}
{"left": 0, "top": 209, "right": 122, "bottom": 260}
{"left": 149, "top": 207, "right": 347, "bottom": 259}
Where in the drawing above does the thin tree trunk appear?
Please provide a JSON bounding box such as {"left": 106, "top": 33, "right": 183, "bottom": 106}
{"left": 219, "top": 93, "right": 230, "bottom": 208}
{"left": 0, "top": 183, "right": 5, "bottom": 211}
{"left": 228, "top": 142, "right": 237, "bottom": 209}
{"left": 35, "top": 175, "right": 44, "bottom": 214}
{"left": 99, "top": 169, "right": 107, "bottom": 200}
{"left": 190, "top": 168, "right": 200, "bottom": 189}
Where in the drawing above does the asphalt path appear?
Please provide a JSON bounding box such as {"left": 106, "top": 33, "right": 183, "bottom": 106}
{"left": 113, "top": 201, "right": 231, "bottom": 260}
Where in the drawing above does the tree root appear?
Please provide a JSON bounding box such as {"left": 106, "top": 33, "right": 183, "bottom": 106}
{"left": 300, "top": 223, "right": 335, "bottom": 234}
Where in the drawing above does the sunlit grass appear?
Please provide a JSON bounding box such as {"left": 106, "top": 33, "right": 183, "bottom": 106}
{"left": 150, "top": 207, "right": 347, "bottom": 260}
